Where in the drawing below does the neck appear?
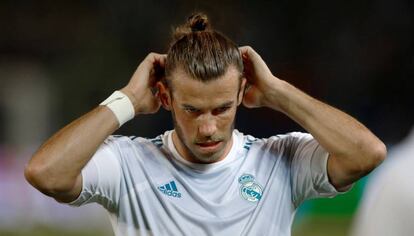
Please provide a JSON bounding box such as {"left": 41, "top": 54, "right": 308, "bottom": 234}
{"left": 171, "top": 131, "right": 233, "bottom": 164}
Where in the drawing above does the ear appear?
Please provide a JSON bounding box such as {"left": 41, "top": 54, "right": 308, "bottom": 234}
{"left": 237, "top": 78, "right": 247, "bottom": 106}
{"left": 157, "top": 81, "right": 172, "bottom": 111}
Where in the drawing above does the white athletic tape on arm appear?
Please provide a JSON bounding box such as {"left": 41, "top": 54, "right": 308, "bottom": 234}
{"left": 100, "top": 91, "right": 135, "bottom": 127}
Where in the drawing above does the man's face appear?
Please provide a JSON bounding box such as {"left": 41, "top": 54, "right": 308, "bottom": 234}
{"left": 162, "top": 66, "right": 245, "bottom": 164}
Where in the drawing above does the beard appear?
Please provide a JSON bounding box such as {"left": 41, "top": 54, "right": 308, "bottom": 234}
{"left": 171, "top": 109, "right": 235, "bottom": 164}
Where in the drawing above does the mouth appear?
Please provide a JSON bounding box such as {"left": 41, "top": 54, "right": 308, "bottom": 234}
{"left": 195, "top": 141, "right": 222, "bottom": 152}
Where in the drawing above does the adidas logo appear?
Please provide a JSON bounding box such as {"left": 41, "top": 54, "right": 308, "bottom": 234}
{"left": 158, "top": 181, "right": 182, "bottom": 198}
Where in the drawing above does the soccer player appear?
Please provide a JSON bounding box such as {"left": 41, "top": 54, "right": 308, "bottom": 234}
{"left": 25, "top": 13, "right": 386, "bottom": 235}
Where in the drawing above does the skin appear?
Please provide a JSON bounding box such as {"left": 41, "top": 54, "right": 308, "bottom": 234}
{"left": 239, "top": 46, "right": 386, "bottom": 190}
{"left": 158, "top": 66, "right": 245, "bottom": 164}
{"left": 25, "top": 47, "right": 386, "bottom": 204}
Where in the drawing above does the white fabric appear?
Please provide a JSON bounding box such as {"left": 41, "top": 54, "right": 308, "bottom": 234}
{"left": 352, "top": 128, "right": 414, "bottom": 236}
{"left": 69, "top": 130, "right": 342, "bottom": 236}
{"left": 100, "top": 91, "right": 135, "bottom": 126}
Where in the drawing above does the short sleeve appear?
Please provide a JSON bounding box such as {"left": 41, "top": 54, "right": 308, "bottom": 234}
{"left": 287, "top": 132, "right": 342, "bottom": 207}
{"left": 67, "top": 137, "right": 122, "bottom": 212}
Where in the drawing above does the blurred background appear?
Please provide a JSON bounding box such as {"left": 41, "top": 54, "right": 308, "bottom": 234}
{"left": 1, "top": 0, "right": 413, "bottom": 235}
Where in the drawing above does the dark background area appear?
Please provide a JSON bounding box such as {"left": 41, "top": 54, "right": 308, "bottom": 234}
{"left": 1, "top": 0, "right": 413, "bottom": 144}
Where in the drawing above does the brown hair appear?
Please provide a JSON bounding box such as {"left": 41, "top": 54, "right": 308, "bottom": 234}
{"left": 165, "top": 13, "right": 243, "bottom": 87}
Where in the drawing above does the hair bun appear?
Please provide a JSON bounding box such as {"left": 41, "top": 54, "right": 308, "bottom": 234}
{"left": 187, "top": 13, "right": 209, "bottom": 32}
{"left": 172, "top": 12, "right": 211, "bottom": 40}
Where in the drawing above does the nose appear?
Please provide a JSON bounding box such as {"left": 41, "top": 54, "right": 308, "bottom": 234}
{"left": 198, "top": 116, "right": 217, "bottom": 137}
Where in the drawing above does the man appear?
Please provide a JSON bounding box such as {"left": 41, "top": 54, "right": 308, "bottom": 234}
{"left": 25, "top": 13, "right": 386, "bottom": 235}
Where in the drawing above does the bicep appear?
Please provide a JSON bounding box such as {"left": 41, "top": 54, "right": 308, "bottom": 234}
{"left": 54, "top": 174, "right": 83, "bottom": 203}
{"left": 327, "top": 154, "right": 355, "bottom": 191}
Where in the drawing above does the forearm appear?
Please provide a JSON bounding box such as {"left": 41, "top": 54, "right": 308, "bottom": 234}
{"left": 267, "top": 79, "right": 386, "bottom": 177}
{"left": 25, "top": 105, "right": 119, "bottom": 194}
{"left": 25, "top": 53, "right": 164, "bottom": 200}
{"left": 239, "top": 46, "right": 385, "bottom": 187}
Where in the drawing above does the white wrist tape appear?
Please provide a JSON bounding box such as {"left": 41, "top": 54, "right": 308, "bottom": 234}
{"left": 100, "top": 91, "right": 135, "bottom": 127}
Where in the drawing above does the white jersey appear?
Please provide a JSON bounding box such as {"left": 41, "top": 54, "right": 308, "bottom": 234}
{"left": 69, "top": 130, "right": 341, "bottom": 236}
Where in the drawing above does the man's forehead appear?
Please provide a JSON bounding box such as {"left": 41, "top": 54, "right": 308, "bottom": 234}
{"left": 169, "top": 66, "right": 241, "bottom": 106}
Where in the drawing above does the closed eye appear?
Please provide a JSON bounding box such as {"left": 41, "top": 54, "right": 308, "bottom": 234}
{"left": 184, "top": 107, "right": 200, "bottom": 113}
{"left": 212, "top": 106, "right": 231, "bottom": 115}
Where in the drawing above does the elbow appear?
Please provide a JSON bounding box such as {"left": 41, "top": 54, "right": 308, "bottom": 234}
{"left": 24, "top": 160, "right": 52, "bottom": 194}
{"left": 24, "top": 158, "right": 73, "bottom": 196}
{"left": 25, "top": 161, "right": 40, "bottom": 188}
{"left": 370, "top": 140, "right": 387, "bottom": 168}
{"left": 329, "top": 141, "right": 387, "bottom": 188}
{"left": 361, "top": 140, "right": 387, "bottom": 174}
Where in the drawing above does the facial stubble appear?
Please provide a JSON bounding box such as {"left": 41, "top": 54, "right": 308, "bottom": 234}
{"left": 170, "top": 106, "right": 235, "bottom": 164}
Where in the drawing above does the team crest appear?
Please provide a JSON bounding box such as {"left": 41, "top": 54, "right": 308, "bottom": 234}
{"left": 238, "top": 174, "right": 263, "bottom": 202}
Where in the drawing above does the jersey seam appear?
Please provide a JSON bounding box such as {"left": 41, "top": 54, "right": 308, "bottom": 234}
{"left": 97, "top": 144, "right": 121, "bottom": 211}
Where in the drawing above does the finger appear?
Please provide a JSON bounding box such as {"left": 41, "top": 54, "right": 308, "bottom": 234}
{"left": 239, "top": 47, "right": 256, "bottom": 70}
{"left": 150, "top": 54, "right": 167, "bottom": 71}
{"left": 156, "top": 54, "right": 167, "bottom": 67}
{"left": 239, "top": 46, "right": 264, "bottom": 62}
{"left": 150, "top": 54, "right": 167, "bottom": 84}
{"left": 151, "top": 53, "right": 167, "bottom": 64}
{"left": 238, "top": 45, "right": 250, "bottom": 54}
{"left": 144, "top": 52, "right": 166, "bottom": 68}
{"left": 153, "top": 61, "right": 165, "bottom": 82}
{"left": 238, "top": 46, "right": 254, "bottom": 58}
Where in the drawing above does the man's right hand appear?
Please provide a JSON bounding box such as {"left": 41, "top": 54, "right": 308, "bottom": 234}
{"left": 121, "top": 52, "right": 167, "bottom": 115}
{"left": 25, "top": 52, "right": 167, "bottom": 203}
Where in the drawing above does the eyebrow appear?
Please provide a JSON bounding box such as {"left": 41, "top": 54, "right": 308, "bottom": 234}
{"left": 181, "top": 101, "right": 234, "bottom": 109}
{"left": 217, "top": 101, "right": 234, "bottom": 108}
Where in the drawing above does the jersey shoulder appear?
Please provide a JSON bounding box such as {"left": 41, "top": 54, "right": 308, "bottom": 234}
{"left": 104, "top": 133, "right": 166, "bottom": 148}
{"left": 239, "top": 131, "right": 311, "bottom": 149}
{"left": 99, "top": 133, "right": 168, "bottom": 164}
